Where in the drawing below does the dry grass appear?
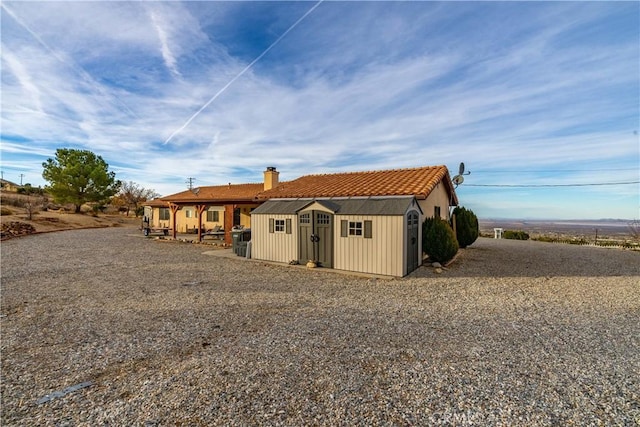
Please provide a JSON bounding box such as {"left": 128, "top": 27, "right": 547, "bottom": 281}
{"left": 0, "top": 191, "right": 138, "bottom": 236}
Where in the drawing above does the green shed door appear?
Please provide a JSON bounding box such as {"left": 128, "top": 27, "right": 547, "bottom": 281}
{"left": 406, "top": 210, "right": 420, "bottom": 274}
{"left": 299, "top": 211, "right": 333, "bottom": 268}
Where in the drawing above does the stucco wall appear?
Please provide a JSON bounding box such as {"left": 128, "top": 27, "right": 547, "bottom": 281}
{"left": 419, "top": 183, "right": 452, "bottom": 220}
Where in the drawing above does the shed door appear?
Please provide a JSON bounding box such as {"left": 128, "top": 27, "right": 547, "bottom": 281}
{"left": 406, "top": 210, "right": 420, "bottom": 274}
{"left": 299, "top": 213, "right": 313, "bottom": 263}
{"left": 299, "top": 211, "right": 333, "bottom": 268}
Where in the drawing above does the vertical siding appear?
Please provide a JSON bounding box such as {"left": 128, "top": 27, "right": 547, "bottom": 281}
{"left": 251, "top": 214, "right": 298, "bottom": 263}
{"left": 334, "top": 215, "right": 404, "bottom": 277}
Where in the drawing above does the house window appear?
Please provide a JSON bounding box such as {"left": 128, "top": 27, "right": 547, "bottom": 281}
{"left": 206, "top": 210, "right": 219, "bottom": 222}
{"left": 349, "top": 221, "right": 363, "bottom": 236}
{"left": 274, "top": 219, "right": 285, "bottom": 233}
{"left": 185, "top": 209, "right": 194, "bottom": 218}
{"left": 159, "top": 208, "right": 170, "bottom": 221}
{"left": 434, "top": 206, "right": 441, "bottom": 218}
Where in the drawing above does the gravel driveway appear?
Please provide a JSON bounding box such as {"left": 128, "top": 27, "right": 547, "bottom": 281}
{"left": 1, "top": 227, "right": 639, "bottom": 426}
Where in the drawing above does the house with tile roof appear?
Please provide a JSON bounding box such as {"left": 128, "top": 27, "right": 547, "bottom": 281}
{"left": 251, "top": 165, "right": 458, "bottom": 277}
{"left": 145, "top": 165, "right": 458, "bottom": 276}
{"left": 143, "top": 168, "right": 280, "bottom": 242}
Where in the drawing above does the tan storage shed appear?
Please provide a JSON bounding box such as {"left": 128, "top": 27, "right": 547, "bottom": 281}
{"left": 251, "top": 196, "right": 423, "bottom": 277}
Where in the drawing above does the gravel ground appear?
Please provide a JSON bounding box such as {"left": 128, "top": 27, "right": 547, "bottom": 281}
{"left": 1, "top": 227, "right": 639, "bottom": 426}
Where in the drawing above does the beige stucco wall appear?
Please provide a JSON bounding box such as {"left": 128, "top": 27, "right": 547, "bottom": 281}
{"left": 147, "top": 207, "right": 171, "bottom": 230}
{"left": 419, "top": 183, "right": 452, "bottom": 220}
{"left": 238, "top": 205, "right": 256, "bottom": 228}
{"left": 155, "top": 204, "right": 257, "bottom": 233}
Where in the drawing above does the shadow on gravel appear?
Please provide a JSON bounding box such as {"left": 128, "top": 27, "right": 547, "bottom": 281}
{"left": 410, "top": 237, "right": 640, "bottom": 278}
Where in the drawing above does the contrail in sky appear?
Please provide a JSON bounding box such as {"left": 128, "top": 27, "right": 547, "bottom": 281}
{"left": 164, "top": 0, "right": 324, "bottom": 145}
{"left": 1, "top": 2, "right": 139, "bottom": 119}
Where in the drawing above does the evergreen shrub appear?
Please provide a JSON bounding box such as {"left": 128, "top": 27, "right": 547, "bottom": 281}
{"left": 503, "top": 230, "right": 530, "bottom": 240}
{"left": 452, "top": 206, "right": 479, "bottom": 248}
{"left": 423, "top": 217, "right": 459, "bottom": 263}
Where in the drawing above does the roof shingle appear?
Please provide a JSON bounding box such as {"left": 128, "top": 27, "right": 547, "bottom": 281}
{"left": 150, "top": 165, "right": 458, "bottom": 206}
{"left": 162, "top": 183, "right": 264, "bottom": 203}
{"left": 257, "top": 165, "right": 457, "bottom": 203}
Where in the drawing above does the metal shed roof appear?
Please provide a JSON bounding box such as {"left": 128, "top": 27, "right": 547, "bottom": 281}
{"left": 251, "top": 197, "right": 421, "bottom": 216}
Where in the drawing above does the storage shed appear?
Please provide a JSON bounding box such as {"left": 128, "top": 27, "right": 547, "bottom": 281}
{"left": 251, "top": 196, "right": 424, "bottom": 277}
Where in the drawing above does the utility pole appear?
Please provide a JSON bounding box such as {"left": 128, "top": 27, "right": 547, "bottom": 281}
{"left": 19, "top": 173, "right": 25, "bottom": 186}
{"left": 186, "top": 177, "right": 196, "bottom": 190}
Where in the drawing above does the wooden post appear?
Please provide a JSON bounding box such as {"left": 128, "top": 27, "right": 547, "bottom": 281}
{"left": 196, "top": 205, "right": 207, "bottom": 242}
{"left": 170, "top": 203, "right": 180, "bottom": 239}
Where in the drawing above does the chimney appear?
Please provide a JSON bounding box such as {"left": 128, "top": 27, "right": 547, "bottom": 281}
{"left": 263, "top": 166, "right": 279, "bottom": 190}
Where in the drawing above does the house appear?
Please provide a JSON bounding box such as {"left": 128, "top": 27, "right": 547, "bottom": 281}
{"left": 251, "top": 165, "right": 458, "bottom": 277}
{"left": 144, "top": 167, "right": 280, "bottom": 243}
{"left": 145, "top": 165, "right": 458, "bottom": 276}
{"left": 0, "top": 179, "right": 20, "bottom": 192}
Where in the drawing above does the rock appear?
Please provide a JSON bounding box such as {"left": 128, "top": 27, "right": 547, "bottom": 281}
{"left": 434, "top": 267, "right": 443, "bottom": 274}
{"left": 432, "top": 262, "right": 442, "bottom": 268}
{"left": 1, "top": 221, "right": 36, "bottom": 239}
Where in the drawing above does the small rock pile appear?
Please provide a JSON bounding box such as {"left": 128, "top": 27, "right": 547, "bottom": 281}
{"left": 1, "top": 221, "right": 36, "bottom": 239}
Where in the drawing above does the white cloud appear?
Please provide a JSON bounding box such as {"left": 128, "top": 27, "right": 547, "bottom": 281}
{"left": 1, "top": 1, "right": 637, "bottom": 218}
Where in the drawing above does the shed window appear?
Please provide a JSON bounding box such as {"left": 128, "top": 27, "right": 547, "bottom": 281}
{"left": 270, "top": 219, "right": 292, "bottom": 233}
{"left": 206, "top": 210, "right": 219, "bottom": 222}
{"left": 341, "top": 220, "right": 372, "bottom": 238}
{"left": 349, "top": 221, "right": 363, "bottom": 236}
{"left": 159, "top": 208, "right": 170, "bottom": 221}
{"left": 317, "top": 213, "right": 330, "bottom": 224}
{"left": 300, "top": 214, "right": 311, "bottom": 224}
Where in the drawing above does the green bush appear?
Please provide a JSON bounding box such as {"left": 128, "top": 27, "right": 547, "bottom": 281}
{"left": 504, "top": 230, "right": 530, "bottom": 240}
{"left": 423, "top": 217, "right": 459, "bottom": 263}
{"left": 422, "top": 216, "right": 437, "bottom": 251}
{"left": 452, "top": 206, "right": 479, "bottom": 248}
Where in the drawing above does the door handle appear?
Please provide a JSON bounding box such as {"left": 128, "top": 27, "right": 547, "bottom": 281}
{"left": 310, "top": 234, "right": 320, "bottom": 243}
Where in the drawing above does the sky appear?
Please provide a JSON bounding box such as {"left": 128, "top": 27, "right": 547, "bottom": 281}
{"left": 1, "top": 1, "right": 638, "bottom": 220}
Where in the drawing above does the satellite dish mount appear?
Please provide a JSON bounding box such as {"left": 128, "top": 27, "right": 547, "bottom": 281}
{"left": 452, "top": 162, "right": 470, "bottom": 189}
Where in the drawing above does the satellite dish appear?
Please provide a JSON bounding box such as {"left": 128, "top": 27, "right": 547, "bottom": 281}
{"left": 452, "top": 175, "right": 464, "bottom": 187}
{"left": 459, "top": 162, "right": 465, "bottom": 175}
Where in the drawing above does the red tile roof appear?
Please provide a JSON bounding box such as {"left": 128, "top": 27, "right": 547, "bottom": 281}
{"left": 161, "top": 183, "right": 264, "bottom": 204}
{"left": 150, "top": 165, "right": 458, "bottom": 206}
{"left": 257, "top": 165, "right": 458, "bottom": 204}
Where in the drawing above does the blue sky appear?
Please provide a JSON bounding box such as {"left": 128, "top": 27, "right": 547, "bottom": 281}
{"left": 1, "top": 1, "right": 638, "bottom": 219}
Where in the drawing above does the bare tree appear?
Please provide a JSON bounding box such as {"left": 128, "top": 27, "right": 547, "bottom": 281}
{"left": 116, "top": 181, "right": 160, "bottom": 217}
{"left": 628, "top": 220, "right": 640, "bottom": 242}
